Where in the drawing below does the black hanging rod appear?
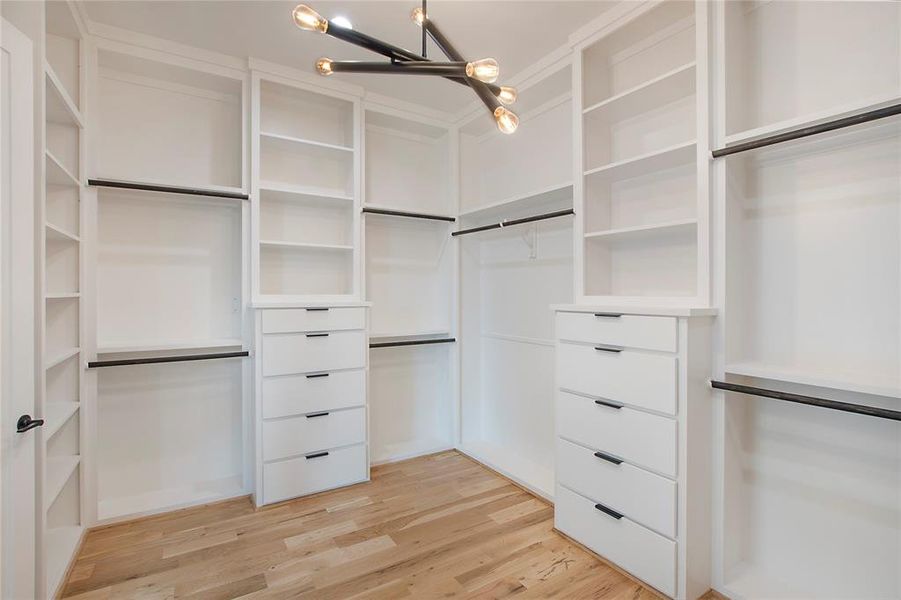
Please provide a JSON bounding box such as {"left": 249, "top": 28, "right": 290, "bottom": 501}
{"left": 711, "top": 380, "right": 901, "bottom": 422}
{"left": 369, "top": 337, "right": 456, "bottom": 349}
{"left": 451, "top": 208, "right": 575, "bottom": 237}
{"left": 711, "top": 102, "right": 901, "bottom": 158}
{"left": 88, "top": 351, "right": 249, "bottom": 369}
{"left": 88, "top": 179, "right": 249, "bottom": 200}
{"left": 362, "top": 207, "right": 455, "bottom": 223}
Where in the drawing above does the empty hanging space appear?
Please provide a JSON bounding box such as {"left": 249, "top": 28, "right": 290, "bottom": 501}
{"left": 456, "top": 66, "right": 574, "bottom": 499}
{"left": 722, "top": 0, "right": 901, "bottom": 143}
{"left": 96, "top": 359, "right": 245, "bottom": 521}
{"left": 94, "top": 48, "right": 243, "bottom": 192}
{"left": 723, "top": 119, "right": 901, "bottom": 398}
{"left": 363, "top": 108, "right": 455, "bottom": 463}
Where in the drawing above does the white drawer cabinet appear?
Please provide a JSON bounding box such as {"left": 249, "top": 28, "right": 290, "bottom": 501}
{"left": 255, "top": 305, "right": 370, "bottom": 507}
{"left": 263, "top": 407, "right": 366, "bottom": 461}
{"left": 557, "top": 341, "right": 677, "bottom": 415}
{"left": 557, "top": 390, "right": 676, "bottom": 477}
{"left": 262, "top": 370, "right": 365, "bottom": 419}
{"left": 263, "top": 444, "right": 368, "bottom": 505}
{"left": 262, "top": 330, "right": 366, "bottom": 376}
{"left": 557, "top": 438, "right": 676, "bottom": 538}
{"left": 556, "top": 311, "right": 677, "bottom": 352}
{"left": 262, "top": 307, "right": 366, "bottom": 333}
{"left": 553, "top": 307, "right": 714, "bottom": 600}
{"left": 556, "top": 484, "right": 677, "bottom": 598}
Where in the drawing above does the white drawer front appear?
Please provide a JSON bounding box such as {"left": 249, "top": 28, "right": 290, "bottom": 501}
{"left": 555, "top": 484, "right": 676, "bottom": 598}
{"left": 262, "top": 330, "right": 366, "bottom": 376}
{"left": 557, "top": 341, "right": 677, "bottom": 415}
{"left": 556, "top": 312, "right": 677, "bottom": 353}
{"left": 262, "top": 370, "right": 365, "bottom": 419}
{"left": 263, "top": 444, "right": 367, "bottom": 505}
{"left": 262, "top": 307, "right": 365, "bottom": 334}
{"left": 557, "top": 438, "right": 676, "bottom": 538}
{"left": 557, "top": 391, "right": 676, "bottom": 477}
{"left": 263, "top": 407, "right": 365, "bottom": 461}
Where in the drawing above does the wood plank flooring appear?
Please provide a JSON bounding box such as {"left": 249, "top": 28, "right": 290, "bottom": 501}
{"left": 61, "top": 451, "right": 663, "bottom": 599}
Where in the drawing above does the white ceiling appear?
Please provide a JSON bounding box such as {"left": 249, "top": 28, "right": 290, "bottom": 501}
{"left": 81, "top": 1, "right": 617, "bottom": 114}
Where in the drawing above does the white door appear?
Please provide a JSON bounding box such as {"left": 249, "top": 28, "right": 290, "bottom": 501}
{"left": 1, "top": 17, "right": 36, "bottom": 600}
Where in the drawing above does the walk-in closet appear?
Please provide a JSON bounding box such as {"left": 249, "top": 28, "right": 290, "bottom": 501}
{"left": 0, "top": 1, "right": 898, "bottom": 599}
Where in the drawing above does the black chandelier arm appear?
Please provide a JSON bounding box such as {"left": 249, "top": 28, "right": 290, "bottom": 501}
{"left": 420, "top": 16, "right": 501, "bottom": 117}
{"left": 324, "top": 19, "right": 502, "bottom": 95}
{"left": 329, "top": 60, "right": 467, "bottom": 76}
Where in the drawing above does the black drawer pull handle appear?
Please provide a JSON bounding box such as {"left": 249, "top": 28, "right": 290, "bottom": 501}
{"left": 594, "top": 503, "right": 623, "bottom": 520}
{"left": 594, "top": 451, "right": 623, "bottom": 465}
{"left": 594, "top": 399, "right": 623, "bottom": 410}
{"left": 594, "top": 345, "right": 622, "bottom": 353}
{"left": 306, "top": 308, "right": 329, "bottom": 312}
{"left": 306, "top": 412, "right": 329, "bottom": 418}
{"left": 306, "top": 333, "right": 329, "bottom": 338}
{"left": 306, "top": 373, "right": 330, "bottom": 379}
{"left": 305, "top": 451, "right": 329, "bottom": 459}
{"left": 593, "top": 313, "right": 622, "bottom": 318}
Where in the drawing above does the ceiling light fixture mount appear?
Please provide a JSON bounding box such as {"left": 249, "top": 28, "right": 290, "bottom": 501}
{"left": 292, "top": 2, "right": 519, "bottom": 134}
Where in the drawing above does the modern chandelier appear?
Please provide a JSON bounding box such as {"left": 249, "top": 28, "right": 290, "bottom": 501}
{"left": 292, "top": 2, "right": 519, "bottom": 134}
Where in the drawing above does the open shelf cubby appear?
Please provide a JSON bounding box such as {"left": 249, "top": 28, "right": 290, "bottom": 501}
{"left": 256, "top": 78, "right": 357, "bottom": 299}
{"left": 96, "top": 188, "right": 242, "bottom": 349}
{"left": 580, "top": 0, "right": 700, "bottom": 303}
{"left": 95, "top": 49, "right": 243, "bottom": 191}
{"left": 723, "top": 0, "right": 901, "bottom": 141}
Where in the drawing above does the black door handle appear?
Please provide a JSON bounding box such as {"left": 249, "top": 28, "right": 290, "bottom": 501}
{"left": 16, "top": 415, "right": 44, "bottom": 433}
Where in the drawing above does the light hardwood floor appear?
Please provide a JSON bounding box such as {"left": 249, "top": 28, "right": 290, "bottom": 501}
{"left": 61, "top": 451, "right": 665, "bottom": 599}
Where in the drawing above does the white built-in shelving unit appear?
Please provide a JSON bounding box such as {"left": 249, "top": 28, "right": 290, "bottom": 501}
{"left": 457, "top": 62, "right": 575, "bottom": 499}
{"left": 252, "top": 73, "right": 361, "bottom": 302}
{"left": 39, "top": 2, "right": 86, "bottom": 596}
{"left": 576, "top": 0, "right": 707, "bottom": 305}
{"left": 713, "top": 1, "right": 901, "bottom": 598}
{"left": 363, "top": 106, "right": 456, "bottom": 463}
{"left": 85, "top": 38, "right": 250, "bottom": 526}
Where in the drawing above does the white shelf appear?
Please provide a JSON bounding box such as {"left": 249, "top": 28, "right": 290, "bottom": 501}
{"left": 45, "top": 151, "right": 80, "bottom": 188}
{"left": 458, "top": 440, "right": 554, "bottom": 501}
{"left": 725, "top": 361, "right": 901, "bottom": 400}
{"left": 97, "top": 475, "right": 244, "bottom": 522}
{"left": 45, "top": 455, "right": 79, "bottom": 510}
{"left": 45, "top": 222, "right": 80, "bottom": 243}
{"left": 585, "top": 218, "right": 697, "bottom": 242}
{"left": 45, "top": 347, "right": 79, "bottom": 370}
{"left": 96, "top": 338, "right": 244, "bottom": 355}
{"left": 583, "top": 61, "right": 696, "bottom": 118}
{"left": 723, "top": 92, "right": 901, "bottom": 149}
{"left": 260, "top": 240, "right": 353, "bottom": 251}
{"left": 369, "top": 329, "right": 452, "bottom": 341}
{"left": 44, "top": 402, "right": 79, "bottom": 441}
{"left": 261, "top": 131, "right": 354, "bottom": 156}
{"left": 459, "top": 182, "right": 574, "bottom": 220}
{"left": 584, "top": 141, "right": 696, "bottom": 182}
{"left": 45, "top": 292, "right": 80, "bottom": 300}
{"left": 44, "top": 61, "right": 83, "bottom": 128}
{"left": 46, "top": 525, "right": 83, "bottom": 599}
{"left": 259, "top": 181, "right": 353, "bottom": 203}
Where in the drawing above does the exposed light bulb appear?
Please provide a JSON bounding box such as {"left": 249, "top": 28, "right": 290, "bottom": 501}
{"left": 316, "top": 58, "right": 334, "bottom": 76}
{"left": 497, "top": 86, "right": 517, "bottom": 105}
{"left": 293, "top": 4, "right": 328, "bottom": 33}
{"left": 465, "top": 58, "right": 499, "bottom": 83}
{"left": 494, "top": 106, "right": 518, "bottom": 134}
{"left": 330, "top": 15, "right": 353, "bottom": 29}
{"left": 411, "top": 7, "right": 425, "bottom": 26}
